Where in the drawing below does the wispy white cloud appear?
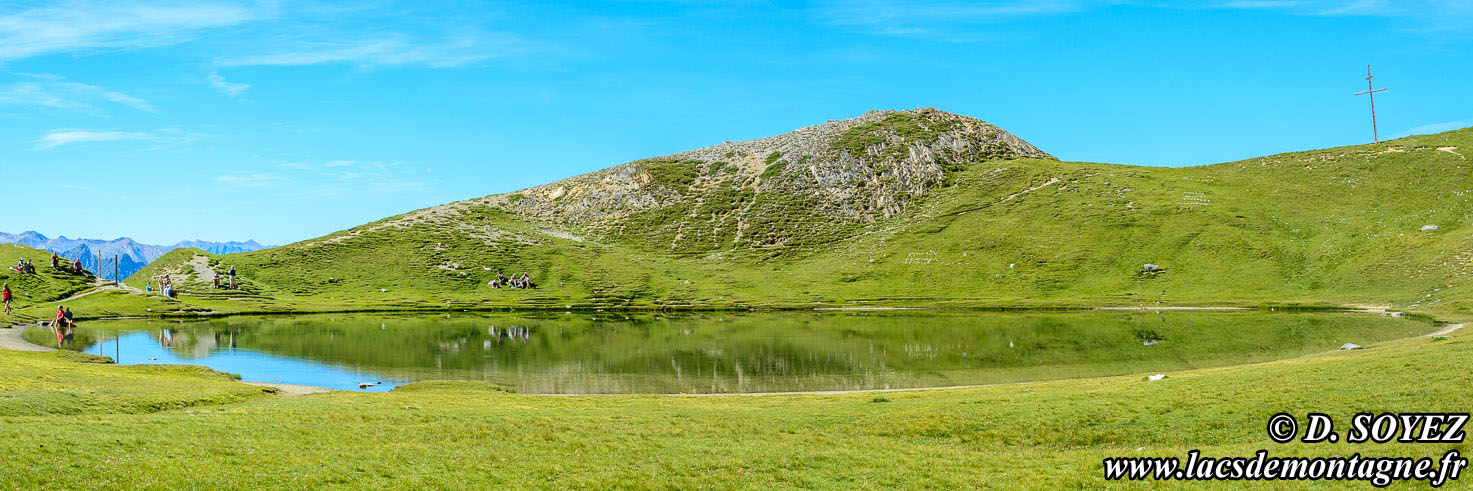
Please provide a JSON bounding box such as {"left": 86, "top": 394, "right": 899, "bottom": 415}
{"left": 826, "top": 0, "right": 1100, "bottom": 24}
{"left": 216, "top": 31, "right": 535, "bottom": 69}
{"left": 822, "top": 1, "right": 1473, "bottom": 40}
{"left": 326, "top": 160, "right": 429, "bottom": 193}
{"left": 1391, "top": 117, "right": 1473, "bottom": 139}
{"left": 818, "top": 0, "right": 1118, "bottom": 40}
{"left": 1216, "top": 0, "right": 1473, "bottom": 30}
{"left": 0, "top": 1, "right": 273, "bottom": 61}
{"left": 215, "top": 173, "right": 283, "bottom": 186}
{"left": 222, "top": 159, "right": 429, "bottom": 196}
{"left": 0, "top": 77, "right": 157, "bottom": 115}
{"left": 0, "top": 2, "right": 541, "bottom": 73}
{"left": 205, "top": 71, "right": 250, "bottom": 98}
{"left": 33, "top": 126, "right": 205, "bottom": 150}
{"left": 34, "top": 129, "right": 155, "bottom": 149}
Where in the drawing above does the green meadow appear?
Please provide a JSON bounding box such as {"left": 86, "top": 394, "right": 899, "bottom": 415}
{"left": 0, "top": 315, "right": 1467, "bottom": 487}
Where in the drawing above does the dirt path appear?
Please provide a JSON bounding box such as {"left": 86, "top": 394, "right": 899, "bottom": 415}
{"left": 243, "top": 382, "right": 333, "bottom": 397}
{"left": 1095, "top": 306, "right": 1251, "bottom": 311}
{"left": 997, "top": 177, "right": 1061, "bottom": 204}
{"left": 185, "top": 254, "right": 216, "bottom": 284}
{"left": 41, "top": 282, "right": 131, "bottom": 305}
{"left": 0, "top": 326, "right": 53, "bottom": 352}
{"left": 1427, "top": 323, "right": 1464, "bottom": 337}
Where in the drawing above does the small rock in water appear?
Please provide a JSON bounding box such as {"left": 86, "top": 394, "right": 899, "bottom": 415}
{"left": 1339, "top": 343, "right": 1362, "bottom": 350}
{"left": 1147, "top": 374, "right": 1167, "bottom": 381}
{"left": 1422, "top": 225, "right": 1439, "bottom": 231}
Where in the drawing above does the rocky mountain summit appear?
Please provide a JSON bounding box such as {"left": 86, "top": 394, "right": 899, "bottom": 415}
{"left": 387, "top": 108, "right": 1052, "bottom": 254}
{"left": 506, "top": 108, "right": 1049, "bottom": 222}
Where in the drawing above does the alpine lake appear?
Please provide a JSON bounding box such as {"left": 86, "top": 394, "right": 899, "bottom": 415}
{"left": 22, "top": 310, "right": 1433, "bottom": 394}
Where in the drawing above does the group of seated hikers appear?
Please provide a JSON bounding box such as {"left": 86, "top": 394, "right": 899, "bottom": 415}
{"left": 144, "top": 266, "right": 240, "bottom": 297}
{"left": 10, "top": 258, "right": 35, "bottom": 274}
{"left": 490, "top": 270, "right": 534, "bottom": 289}
{"left": 10, "top": 254, "right": 88, "bottom": 276}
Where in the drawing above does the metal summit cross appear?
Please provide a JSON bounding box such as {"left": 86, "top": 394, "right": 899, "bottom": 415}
{"left": 1354, "top": 65, "right": 1388, "bottom": 143}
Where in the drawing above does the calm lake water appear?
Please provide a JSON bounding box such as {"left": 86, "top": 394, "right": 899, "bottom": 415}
{"left": 26, "top": 311, "right": 1433, "bottom": 394}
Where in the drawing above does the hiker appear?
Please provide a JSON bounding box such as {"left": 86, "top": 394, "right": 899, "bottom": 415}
{"left": 496, "top": 271, "right": 506, "bottom": 286}
{"left": 52, "top": 306, "right": 68, "bottom": 330}
{"left": 50, "top": 253, "right": 58, "bottom": 269}
{"left": 213, "top": 276, "right": 220, "bottom": 289}
{"left": 228, "top": 266, "right": 236, "bottom": 284}
{"left": 2, "top": 283, "right": 11, "bottom": 315}
{"left": 63, "top": 307, "right": 74, "bottom": 329}
{"left": 50, "top": 306, "right": 68, "bottom": 344}
{"left": 520, "top": 272, "right": 531, "bottom": 289}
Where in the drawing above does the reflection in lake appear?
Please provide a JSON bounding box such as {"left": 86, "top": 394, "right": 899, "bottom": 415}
{"left": 27, "top": 311, "right": 1434, "bottom": 394}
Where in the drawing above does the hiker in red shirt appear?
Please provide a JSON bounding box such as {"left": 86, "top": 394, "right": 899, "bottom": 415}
{"left": 2, "top": 283, "right": 11, "bottom": 315}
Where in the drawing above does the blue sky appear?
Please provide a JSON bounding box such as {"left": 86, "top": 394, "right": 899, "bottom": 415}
{"left": 0, "top": 0, "right": 1470, "bottom": 245}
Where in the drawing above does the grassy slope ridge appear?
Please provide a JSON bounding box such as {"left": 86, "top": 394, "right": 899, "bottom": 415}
{"left": 0, "top": 244, "right": 98, "bottom": 323}
{"left": 125, "top": 110, "right": 1473, "bottom": 314}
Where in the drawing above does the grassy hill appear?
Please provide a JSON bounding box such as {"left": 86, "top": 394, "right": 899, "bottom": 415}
{"left": 124, "top": 108, "right": 1473, "bottom": 314}
{"left": 0, "top": 244, "right": 98, "bottom": 323}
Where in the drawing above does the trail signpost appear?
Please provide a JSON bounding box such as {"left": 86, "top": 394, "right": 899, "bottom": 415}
{"left": 1354, "top": 65, "right": 1388, "bottom": 143}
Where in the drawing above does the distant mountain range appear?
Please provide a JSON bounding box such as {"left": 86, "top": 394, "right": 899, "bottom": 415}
{"left": 0, "top": 231, "right": 269, "bottom": 280}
